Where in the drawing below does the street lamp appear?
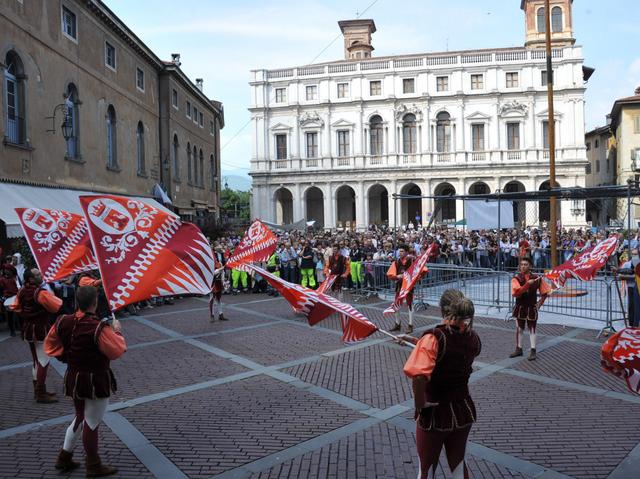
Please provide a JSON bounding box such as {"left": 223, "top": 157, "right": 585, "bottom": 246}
{"left": 61, "top": 116, "right": 73, "bottom": 141}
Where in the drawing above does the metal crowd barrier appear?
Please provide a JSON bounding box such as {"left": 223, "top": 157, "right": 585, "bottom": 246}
{"left": 356, "top": 261, "right": 626, "bottom": 333}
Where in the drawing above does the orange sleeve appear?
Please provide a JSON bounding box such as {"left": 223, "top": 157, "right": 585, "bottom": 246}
{"left": 37, "top": 290, "right": 62, "bottom": 314}
{"left": 539, "top": 278, "right": 551, "bottom": 296}
{"left": 403, "top": 334, "right": 439, "bottom": 379}
{"left": 386, "top": 262, "right": 397, "bottom": 279}
{"left": 344, "top": 258, "right": 350, "bottom": 276}
{"left": 511, "top": 278, "right": 530, "bottom": 297}
{"left": 79, "top": 277, "right": 102, "bottom": 287}
{"left": 98, "top": 326, "right": 127, "bottom": 360}
{"left": 43, "top": 322, "right": 64, "bottom": 357}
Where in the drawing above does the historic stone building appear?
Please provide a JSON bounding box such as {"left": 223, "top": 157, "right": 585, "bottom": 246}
{"left": 0, "top": 0, "right": 223, "bottom": 228}
{"left": 250, "top": 0, "right": 591, "bottom": 229}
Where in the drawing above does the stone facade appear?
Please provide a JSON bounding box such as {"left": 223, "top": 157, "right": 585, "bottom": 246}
{"left": 0, "top": 0, "right": 223, "bottom": 223}
{"left": 250, "top": 1, "right": 589, "bottom": 230}
{"left": 610, "top": 90, "right": 640, "bottom": 226}
{"left": 584, "top": 126, "right": 616, "bottom": 226}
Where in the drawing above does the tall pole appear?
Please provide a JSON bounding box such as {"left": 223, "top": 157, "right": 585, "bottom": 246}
{"left": 545, "top": 0, "right": 558, "bottom": 267}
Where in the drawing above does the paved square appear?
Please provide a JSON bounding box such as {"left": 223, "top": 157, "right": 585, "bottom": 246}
{"left": 1, "top": 294, "right": 639, "bottom": 478}
{"left": 121, "top": 375, "right": 364, "bottom": 478}
{"left": 285, "top": 343, "right": 413, "bottom": 409}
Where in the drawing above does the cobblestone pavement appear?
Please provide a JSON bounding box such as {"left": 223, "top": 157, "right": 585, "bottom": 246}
{"left": 1, "top": 293, "right": 639, "bottom": 478}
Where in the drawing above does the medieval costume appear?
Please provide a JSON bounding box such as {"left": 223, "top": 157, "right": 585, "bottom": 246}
{"left": 44, "top": 300, "right": 126, "bottom": 476}
{"left": 388, "top": 254, "right": 417, "bottom": 334}
{"left": 404, "top": 322, "right": 481, "bottom": 478}
{"left": 324, "top": 249, "right": 350, "bottom": 300}
{"left": 510, "top": 265, "right": 550, "bottom": 361}
{"left": 209, "top": 249, "right": 227, "bottom": 322}
{"left": 15, "top": 271, "right": 62, "bottom": 403}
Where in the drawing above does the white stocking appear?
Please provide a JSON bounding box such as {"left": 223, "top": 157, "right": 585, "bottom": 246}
{"left": 530, "top": 331, "right": 537, "bottom": 349}
{"left": 516, "top": 326, "right": 524, "bottom": 348}
{"left": 408, "top": 308, "right": 414, "bottom": 326}
{"left": 84, "top": 398, "right": 109, "bottom": 430}
{"left": 63, "top": 417, "right": 83, "bottom": 452}
{"left": 35, "top": 341, "right": 50, "bottom": 368}
{"left": 394, "top": 312, "right": 401, "bottom": 326}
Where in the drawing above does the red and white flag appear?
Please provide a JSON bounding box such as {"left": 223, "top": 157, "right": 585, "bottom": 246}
{"left": 16, "top": 208, "right": 97, "bottom": 282}
{"left": 226, "top": 220, "right": 277, "bottom": 271}
{"left": 601, "top": 328, "right": 640, "bottom": 395}
{"left": 384, "top": 244, "right": 435, "bottom": 315}
{"left": 545, "top": 235, "right": 619, "bottom": 288}
{"left": 79, "top": 195, "right": 215, "bottom": 311}
{"left": 317, "top": 274, "right": 337, "bottom": 295}
{"left": 247, "top": 264, "right": 377, "bottom": 344}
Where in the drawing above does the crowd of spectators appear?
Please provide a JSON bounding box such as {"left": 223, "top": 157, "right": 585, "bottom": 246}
{"left": 213, "top": 224, "right": 628, "bottom": 294}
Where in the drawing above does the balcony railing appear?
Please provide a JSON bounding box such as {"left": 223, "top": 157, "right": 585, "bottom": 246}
{"left": 369, "top": 156, "right": 383, "bottom": 165}
{"left": 336, "top": 157, "right": 351, "bottom": 166}
{"left": 305, "top": 158, "right": 319, "bottom": 167}
{"left": 401, "top": 154, "right": 418, "bottom": 164}
{"left": 435, "top": 153, "right": 451, "bottom": 163}
{"left": 471, "top": 151, "right": 487, "bottom": 162}
{"left": 274, "top": 159, "right": 288, "bottom": 169}
{"left": 261, "top": 47, "right": 569, "bottom": 81}
{"left": 506, "top": 150, "right": 522, "bottom": 161}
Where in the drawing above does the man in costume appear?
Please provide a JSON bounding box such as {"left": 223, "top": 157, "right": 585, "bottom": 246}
{"left": 403, "top": 290, "right": 481, "bottom": 479}
{"left": 510, "top": 257, "right": 550, "bottom": 361}
{"left": 388, "top": 245, "right": 427, "bottom": 334}
{"left": 0, "top": 264, "right": 19, "bottom": 336}
{"left": 14, "top": 268, "right": 62, "bottom": 403}
{"left": 209, "top": 244, "right": 227, "bottom": 322}
{"left": 324, "top": 243, "right": 350, "bottom": 300}
{"left": 44, "top": 285, "right": 125, "bottom": 476}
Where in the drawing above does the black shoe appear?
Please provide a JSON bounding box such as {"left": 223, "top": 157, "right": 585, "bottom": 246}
{"left": 219, "top": 314, "right": 228, "bottom": 321}
{"left": 509, "top": 347, "right": 523, "bottom": 358}
{"left": 389, "top": 323, "right": 401, "bottom": 332}
{"left": 528, "top": 349, "right": 537, "bottom": 361}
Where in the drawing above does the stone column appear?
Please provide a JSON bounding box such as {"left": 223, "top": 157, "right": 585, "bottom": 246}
{"left": 324, "top": 182, "right": 335, "bottom": 229}
{"left": 356, "top": 181, "right": 366, "bottom": 229}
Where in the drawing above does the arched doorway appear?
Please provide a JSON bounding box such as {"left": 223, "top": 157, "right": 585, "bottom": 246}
{"left": 305, "top": 187, "right": 324, "bottom": 229}
{"left": 400, "top": 183, "right": 422, "bottom": 227}
{"left": 274, "top": 188, "right": 293, "bottom": 225}
{"left": 538, "top": 180, "right": 560, "bottom": 226}
{"left": 469, "top": 182, "right": 490, "bottom": 195}
{"left": 336, "top": 185, "right": 356, "bottom": 228}
{"left": 433, "top": 183, "right": 456, "bottom": 224}
{"left": 504, "top": 181, "right": 526, "bottom": 228}
{"left": 368, "top": 184, "right": 389, "bottom": 226}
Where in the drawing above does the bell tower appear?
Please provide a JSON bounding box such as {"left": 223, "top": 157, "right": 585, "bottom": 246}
{"left": 338, "top": 19, "right": 376, "bottom": 60}
{"left": 521, "top": 0, "right": 575, "bottom": 48}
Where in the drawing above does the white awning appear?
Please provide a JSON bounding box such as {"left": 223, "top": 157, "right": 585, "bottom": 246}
{"left": 0, "top": 183, "right": 173, "bottom": 238}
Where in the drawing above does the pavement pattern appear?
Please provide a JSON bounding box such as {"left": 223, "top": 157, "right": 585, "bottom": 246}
{"left": 0, "top": 292, "right": 639, "bottom": 479}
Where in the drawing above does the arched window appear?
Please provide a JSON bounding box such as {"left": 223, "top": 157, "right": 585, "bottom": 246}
{"left": 552, "top": 6, "right": 563, "bottom": 32}
{"left": 210, "top": 154, "right": 216, "bottom": 190}
{"left": 436, "top": 111, "right": 451, "bottom": 153}
{"left": 402, "top": 113, "right": 417, "bottom": 154}
{"left": 172, "top": 134, "right": 180, "bottom": 180}
{"left": 106, "top": 105, "right": 117, "bottom": 168}
{"left": 199, "top": 149, "right": 204, "bottom": 186}
{"left": 369, "top": 115, "right": 384, "bottom": 155}
{"left": 187, "top": 143, "right": 192, "bottom": 183}
{"left": 193, "top": 146, "right": 199, "bottom": 185}
{"left": 65, "top": 83, "right": 79, "bottom": 158}
{"left": 4, "top": 51, "right": 26, "bottom": 145}
{"left": 537, "top": 7, "right": 545, "bottom": 33}
{"left": 136, "top": 121, "right": 145, "bottom": 175}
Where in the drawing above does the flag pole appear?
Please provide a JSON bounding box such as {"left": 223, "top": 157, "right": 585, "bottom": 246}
{"left": 545, "top": 0, "right": 558, "bottom": 267}
{"left": 377, "top": 328, "right": 416, "bottom": 348}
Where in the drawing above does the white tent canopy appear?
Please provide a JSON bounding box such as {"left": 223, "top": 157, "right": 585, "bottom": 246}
{"left": 0, "top": 183, "right": 173, "bottom": 238}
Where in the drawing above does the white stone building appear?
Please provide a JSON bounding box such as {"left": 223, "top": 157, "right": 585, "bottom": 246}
{"left": 249, "top": 0, "right": 591, "bottom": 229}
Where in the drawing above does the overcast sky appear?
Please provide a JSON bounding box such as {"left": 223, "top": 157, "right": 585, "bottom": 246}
{"left": 106, "top": 0, "right": 640, "bottom": 180}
